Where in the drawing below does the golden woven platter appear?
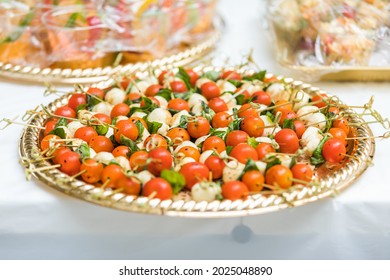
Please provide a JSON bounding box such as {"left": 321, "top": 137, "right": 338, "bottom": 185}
{"left": 0, "top": 17, "right": 223, "bottom": 85}
{"left": 19, "top": 66, "right": 375, "bottom": 217}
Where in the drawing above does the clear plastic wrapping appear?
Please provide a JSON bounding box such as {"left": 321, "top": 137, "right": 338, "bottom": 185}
{"left": 267, "top": 0, "right": 390, "bottom": 78}
{"left": 0, "top": 0, "right": 218, "bottom": 69}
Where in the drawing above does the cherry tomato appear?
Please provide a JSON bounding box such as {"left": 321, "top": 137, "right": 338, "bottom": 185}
{"left": 291, "top": 163, "right": 313, "bottom": 183}
{"left": 54, "top": 106, "right": 76, "bottom": 119}
{"left": 274, "top": 129, "right": 299, "bottom": 154}
{"left": 145, "top": 84, "right": 163, "bottom": 97}
{"left": 44, "top": 118, "right": 59, "bottom": 136}
{"left": 332, "top": 117, "right": 350, "bottom": 136}
{"left": 142, "top": 178, "right": 173, "bottom": 200}
{"left": 114, "top": 120, "right": 139, "bottom": 143}
{"left": 279, "top": 110, "right": 297, "bottom": 125}
{"left": 166, "top": 127, "right": 190, "bottom": 148}
{"left": 322, "top": 138, "right": 346, "bottom": 163}
{"left": 170, "top": 80, "right": 187, "bottom": 93}
{"left": 144, "top": 134, "right": 168, "bottom": 151}
{"left": 293, "top": 120, "right": 306, "bottom": 139}
{"left": 111, "top": 103, "right": 130, "bottom": 118}
{"left": 52, "top": 147, "right": 71, "bottom": 164}
{"left": 101, "top": 164, "right": 125, "bottom": 189}
{"left": 221, "top": 181, "right": 249, "bottom": 200}
{"left": 58, "top": 151, "right": 81, "bottom": 176}
{"left": 158, "top": 70, "right": 173, "bottom": 85}
{"left": 240, "top": 116, "right": 265, "bottom": 137}
{"left": 74, "top": 126, "right": 98, "bottom": 144}
{"left": 237, "top": 89, "right": 251, "bottom": 103}
{"left": 125, "top": 93, "right": 142, "bottom": 103}
{"left": 140, "top": 97, "right": 160, "bottom": 107}
{"left": 255, "top": 142, "right": 276, "bottom": 160}
{"left": 230, "top": 143, "right": 258, "bottom": 164}
{"left": 186, "top": 68, "right": 199, "bottom": 86}
{"left": 208, "top": 97, "right": 228, "bottom": 113}
{"left": 117, "top": 176, "right": 141, "bottom": 196}
{"left": 265, "top": 165, "right": 293, "bottom": 189}
{"left": 226, "top": 130, "right": 249, "bottom": 146}
{"left": 211, "top": 112, "right": 233, "bottom": 128}
{"left": 180, "top": 162, "right": 210, "bottom": 189}
{"left": 242, "top": 170, "right": 264, "bottom": 192}
{"left": 177, "top": 146, "right": 200, "bottom": 161}
{"left": 201, "top": 81, "right": 221, "bottom": 100}
{"left": 80, "top": 159, "right": 104, "bottom": 183}
{"left": 202, "top": 136, "right": 226, "bottom": 153}
{"left": 87, "top": 87, "right": 104, "bottom": 99}
{"left": 168, "top": 98, "right": 190, "bottom": 111}
{"left": 274, "top": 100, "right": 292, "bottom": 113}
{"left": 128, "top": 117, "right": 148, "bottom": 130}
{"left": 89, "top": 135, "right": 114, "bottom": 153}
{"left": 312, "top": 93, "right": 328, "bottom": 108}
{"left": 328, "top": 106, "right": 340, "bottom": 115}
{"left": 252, "top": 91, "right": 271, "bottom": 106}
{"left": 68, "top": 93, "right": 87, "bottom": 111}
{"left": 41, "top": 134, "right": 61, "bottom": 152}
{"left": 147, "top": 148, "right": 173, "bottom": 176}
{"left": 112, "top": 145, "right": 131, "bottom": 158}
{"left": 329, "top": 127, "right": 347, "bottom": 146}
{"left": 204, "top": 155, "right": 225, "bottom": 179}
{"left": 237, "top": 103, "right": 258, "bottom": 118}
{"left": 221, "top": 70, "right": 242, "bottom": 81}
{"left": 187, "top": 116, "right": 210, "bottom": 138}
{"left": 129, "top": 151, "right": 149, "bottom": 171}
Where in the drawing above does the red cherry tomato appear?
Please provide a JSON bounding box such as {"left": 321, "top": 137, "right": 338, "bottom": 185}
{"left": 312, "top": 93, "right": 328, "bottom": 109}
{"left": 187, "top": 116, "right": 210, "bottom": 139}
{"left": 74, "top": 126, "right": 98, "bottom": 144}
{"left": 117, "top": 176, "right": 141, "bottom": 196}
{"left": 293, "top": 120, "right": 306, "bottom": 139}
{"left": 255, "top": 142, "right": 276, "bottom": 160}
{"left": 291, "top": 163, "right": 313, "bottom": 183}
{"left": 322, "top": 138, "right": 346, "bottom": 163}
{"left": 186, "top": 68, "right": 199, "bottom": 86}
{"left": 170, "top": 80, "right": 187, "bottom": 93}
{"left": 221, "top": 181, "right": 249, "bottom": 200}
{"left": 54, "top": 106, "right": 76, "bottom": 119}
{"left": 180, "top": 162, "right": 210, "bottom": 189}
{"left": 202, "top": 136, "right": 226, "bottom": 153}
{"left": 204, "top": 155, "right": 225, "bottom": 179}
{"left": 87, "top": 87, "right": 104, "bottom": 99}
{"left": 147, "top": 148, "right": 173, "bottom": 176}
{"left": 240, "top": 116, "right": 265, "bottom": 137}
{"left": 208, "top": 97, "right": 228, "bottom": 113}
{"left": 237, "top": 103, "right": 258, "bottom": 118}
{"left": 114, "top": 120, "right": 139, "bottom": 143}
{"left": 89, "top": 135, "right": 114, "bottom": 153}
{"left": 226, "top": 130, "right": 249, "bottom": 146}
{"left": 111, "top": 103, "right": 130, "bottom": 118}
{"left": 68, "top": 93, "right": 87, "bottom": 111}
{"left": 145, "top": 84, "right": 163, "bottom": 97}
{"left": 221, "top": 70, "right": 242, "bottom": 81}
{"left": 92, "top": 113, "right": 112, "bottom": 125}
{"left": 274, "top": 129, "right": 299, "bottom": 154}
{"left": 58, "top": 151, "right": 81, "bottom": 176}
{"left": 80, "top": 159, "right": 104, "bottom": 183}
{"left": 201, "top": 81, "right": 221, "bottom": 100}
{"left": 252, "top": 91, "right": 271, "bottom": 106}
{"left": 142, "top": 178, "right": 173, "bottom": 200}
{"left": 230, "top": 143, "right": 258, "bottom": 164}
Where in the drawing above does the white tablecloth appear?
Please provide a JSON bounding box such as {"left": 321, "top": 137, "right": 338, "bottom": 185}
{"left": 1, "top": 0, "right": 389, "bottom": 260}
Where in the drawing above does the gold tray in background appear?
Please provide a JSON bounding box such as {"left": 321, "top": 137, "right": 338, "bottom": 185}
{"left": 0, "top": 17, "right": 223, "bottom": 84}
{"left": 19, "top": 66, "right": 375, "bottom": 217}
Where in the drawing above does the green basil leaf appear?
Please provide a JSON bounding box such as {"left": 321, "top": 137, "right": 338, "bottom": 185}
{"left": 86, "top": 93, "right": 102, "bottom": 110}
{"left": 54, "top": 118, "right": 68, "bottom": 129}
{"left": 235, "top": 94, "right": 246, "bottom": 105}
{"left": 228, "top": 79, "right": 243, "bottom": 88}
{"left": 146, "top": 121, "right": 163, "bottom": 134}
{"left": 310, "top": 135, "right": 329, "bottom": 166}
{"left": 265, "top": 156, "right": 282, "bottom": 172}
{"left": 261, "top": 110, "right": 275, "bottom": 122}
{"left": 129, "top": 97, "right": 158, "bottom": 115}
{"left": 120, "top": 135, "right": 139, "bottom": 152}
{"left": 226, "top": 146, "right": 233, "bottom": 155}
{"left": 247, "top": 137, "right": 259, "bottom": 148}
{"left": 176, "top": 67, "right": 192, "bottom": 91}
{"left": 209, "top": 128, "right": 227, "bottom": 139}
{"left": 135, "top": 120, "right": 144, "bottom": 141}
{"left": 156, "top": 88, "right": 173, "bottom": 101}
{"left": 228, "top": 117, "right": 242, "bottom": 131}
{"left": 239, "top": 158, "right": 259, "bottom": 179}
{"left": 178, "top": 115, "right": 189, "bottom": 129}
{"left": 76, "top": 104, "right": 87, "bottom": 114}
{"left": 94, "top": 124, "right": 109, "bottom": 136}
{"left": 160, "top": 169, "right": 186, "bottom": 195}
{"left": 76, "top": 143, "right": 91, "bottom": 159}
{"left": 173, "top": 90, "right": 194, "bottom": 101}
{"left": 243, "top": 70, "right": 267, "bottom": 82}
{"left": 282, "top": 118, "right": 296, "bottom": 130}
{"left": 50, "top": 127, "right": 67, "bottom": 139}
{"left": 324, "top": 112, "right": 336, "bottom": 133}
{"left": 201, "top": 70, "right": 220, "bottom": 82}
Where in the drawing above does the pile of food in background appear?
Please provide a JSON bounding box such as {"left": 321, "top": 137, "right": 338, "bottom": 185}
{"left": 0, "top": 0, "right": 218, "bottom": 69}
{"left": 268, "top": 0, "right": 390, "bottom": 66}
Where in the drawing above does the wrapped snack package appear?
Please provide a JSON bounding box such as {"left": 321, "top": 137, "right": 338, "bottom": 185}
{"left": 268, "top": 0, "right": 390, "bottom": 68}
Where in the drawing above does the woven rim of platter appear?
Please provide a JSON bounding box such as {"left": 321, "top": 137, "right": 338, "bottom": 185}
{"left": 0, "top": 17, "right": 223, "bottom": 84}
{"left": 18, "top": 65, "right": 375, "bottom": 217}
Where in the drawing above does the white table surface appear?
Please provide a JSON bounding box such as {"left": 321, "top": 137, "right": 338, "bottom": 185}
{"left": 0, "top": 0, "right": 389, "bottom": 260}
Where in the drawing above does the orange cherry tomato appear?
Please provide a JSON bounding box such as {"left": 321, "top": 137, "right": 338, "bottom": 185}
{"left": 329, "top": 127, "right": 347, "bottom": 146}
{"left": 87, "top": 87, "right": 104, "bottom": 99}
{"left": 225, "top": 130, "right": 249, "bottom": 146}
{"left": 101, "top": 164, "right": 125, "bottom": 189}
{"left": 44, "top": 118, "right": 59, "bottom": 136}
{"left": 312, "top": 93, "right": 328, "bottom": 108}
{"left": 274, "top": 100, "right": 293, "bottom": 113}
{"left": 180, "top": 162, "right": 210, "bottom": 189}
{"left": 187, "top": 116, "right": 211, "bottom": 138}
{"left": 111, "top": 103, "right": 130, "bottom": 118}
{"left": 240, "top": 116, "right": 265, "bottom": 137}
{"left": 177, "top": 146, "right": 200, "bottom": 161}
{"left": 117, "top": 176, "right": 141, "bottom": 196}
{"left": 168, "top": 98, "right": 190, "bottom": 111}
{"left": 255, "top": 142, "right": 276, "bottom": 160}
{"left": 291, "top": 163, "right": 313, "bottom": 183}
{"left": 237, "top": 103, "right": 258, "bottom": 118}
{"left": 242, "top": 170, "right": 264, "bottom": 192}
{"left": 265, "top": 165, "right": 293, "bottom": 189}
{"left": 202, "top": 136, "right": 226, "bottom": 153}
{"left": 74, "top": 126, "right": 98, "bottom": 144}
{"left": 128, "top": 117, "right": 148, "bottom": 130}
{"left": 40, "top": 134, "right": 61, "bottom": 152}
{"left": 166, "top": 127, "right": 190, "bottom": 148}
{"left": 144, "top": 134, "right": 168, "bottom": 151}
{"left": 114, "top": 120, "right": 139, "bottom": 143}
{"left": 221, "top": 181, "right": 249, "bottom": 200}
{"left": 129, "top": 151, "right": 149, "bottom": 171}
{"left": 80, "top": 159, "right": 104, "bottom": 183}
{"left": 332, "top": 117, "right": 350, "bottom": 136}
{"left": 125, "top": 93, "right": 142, "bottom": 103}
{"left": 274, "top": 129, "right": 299, "bottom": 154}
{"left": 145, "top": 84, "right": 163, "bottom": 97}
{"left": 89, "top": 135, "right": 114, "bottom": 153}
{"left": 142, "top": 178, "right": 173, "bottom": 200}
{"left": 230, "top": 143, "right": 258, "bottom": 164}
{"left": 112, "top": 145, "right": 131, "bottom": 158}
{"left": 211, "top": 112, "right": 233, "bottom": 128}
{"left": 92, "top": 113, "right": 112, "bottom": 125}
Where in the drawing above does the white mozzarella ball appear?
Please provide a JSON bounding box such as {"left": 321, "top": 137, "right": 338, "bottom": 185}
{"left": 219, "top": 93, "right": 237, "bottom": 109}
{"left": 67, "top": 121, "right": 84, "bottom": 137}
{"left": 191, "top": 182, "right": 222, "bottom": 202}
{"left": 132, "top": 81, "right": 151, "bottom": 95}
{"left": 195, "top": 134, "right": 210, "bottom": 147}
{"left": 297, "top": 105, "right": 320, "bottom": 118}
{"left": 105, "top": 127, "right": 114, "bottom": 139}
{"left": 116, "top": 116, "right": 128, "bottom": 122}
{"left": 136, "top": 170, "right": 155, "bottom": 184}
{"left": 147, "top": 108, "right": 172, "bottom": 125}
{"left": 157, "top": 123, "right": 169, "bottom": 136}
{"left": 170, "top": 110, "right": 191, "bottom": 127}
{"left": 292, "top": 90, "right": 310, "bottom": 111}
{"left": 92, "top": 102, "right": 113, "bottom": 116}
{"left": 191, "top": 102, "right": 203, "bottom": 116}
{"left": 174, "top": 141, "right": 198, "bottom": 154}
{"left": 89, "top": 148, "right": 97, "bottom": 159}
{"left": 94, "top": 152, "right": 114, "bottom": 165}
{"left": 222, "top": 160, "right": 245, "bottom": 183}
{"left": 115, "top": 156, "right": 131, "bottom": 171}
{"left": 188, "top": 93, "right": 207, "bottom": 108}
{"left": 56, "top": 126, "right": 72, "bottom": 139}
{"left": 216, "top": 80, "right": 236, "bottom": 93}
{"left": 104, "top": 88, "right": 125, "bottom": 105}
{"left": 77, "top": 109, "right": 95, "bottom": 121}
{"left": 303, "top": 112, "right": 326, "bottom": 131}
{"left": 266, "top": 83, "right": 290, "bottom": 101}
{"left": 259, "top": 115, "right": 277, "bottom": 137}
{"left": 199, "top": 150, "right": 214, "bottom": 164}
{"left": 240, "top": 83, "right": 262, "bottom": 94}
{"left": 154, "top": 96, "right": 168, "bottom": 109}
{"left": 300, "top": 126, "right": 323, "bottom": 156}
{"left": 131, "top": 111, "right": 147, "bottom": 119}
{"left": 255, "top": 161, "right": 267, "bottom": 174}
{"left": 255, "top": 136, "right": 280, "bottom": 149}
{"left": 195, "top": 77, "right": 212, "bottom": 89}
